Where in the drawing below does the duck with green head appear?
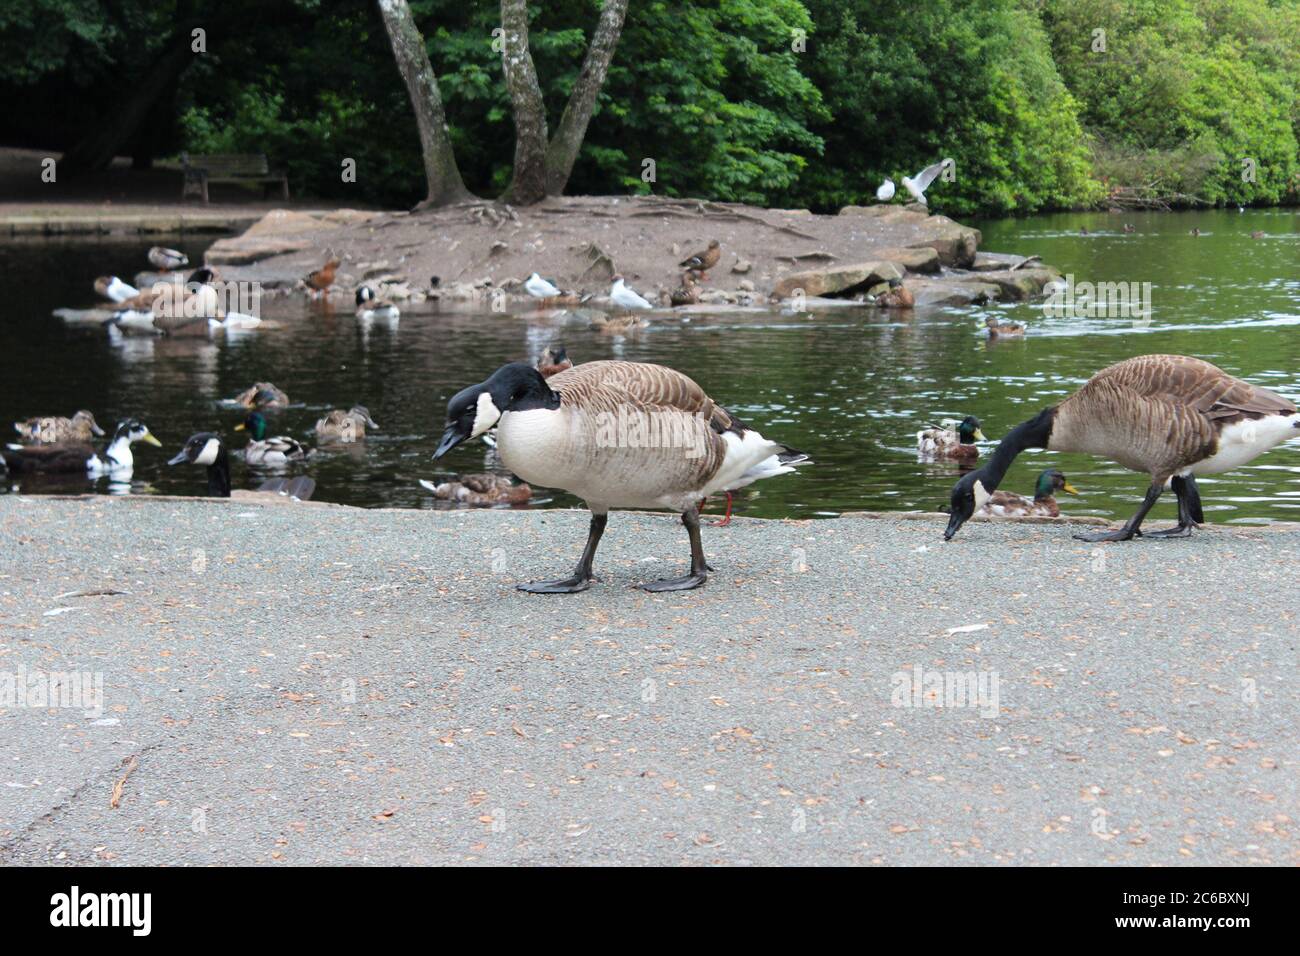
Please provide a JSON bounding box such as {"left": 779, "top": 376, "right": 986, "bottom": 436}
{"left": 235, "top": 411, "right": 309, "bottom": 465}
{"left": 917, "top": 415, "right": 985, "bottom": 462}
{"left": 978, "top": 468, "right": 1078, "bottom": 518}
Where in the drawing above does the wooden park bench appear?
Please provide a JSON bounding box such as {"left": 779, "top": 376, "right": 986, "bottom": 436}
{"left": 181, "top": 152, "right": 289, "bottom": 203}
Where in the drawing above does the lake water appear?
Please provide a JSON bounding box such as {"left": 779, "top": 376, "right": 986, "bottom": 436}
{"left": 1, "top": 208, "right": 1297, "bottom": 524}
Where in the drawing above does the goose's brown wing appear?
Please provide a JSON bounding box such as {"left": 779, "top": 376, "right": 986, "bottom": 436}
{"left": 549, "top": 361, "right": 740, "bottom": 435}
{"left": 1088, "top": 354, "right": 1296, "bottom": 422}
{"left": 2, "top": 442, "right": 94, "bottom": 472}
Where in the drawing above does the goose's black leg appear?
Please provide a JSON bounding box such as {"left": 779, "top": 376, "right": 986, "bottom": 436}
{"left": 518, "top": 513, "right": 607, "bottom": 594}
{"left": 1144, "top": 476, "right": 1201, "bottom": 538}
{"left": 642, "top": 506, "right": 709, "bottom": 592}
{"left": 1074, "top": 481, "right": 1164, "bottom": 542}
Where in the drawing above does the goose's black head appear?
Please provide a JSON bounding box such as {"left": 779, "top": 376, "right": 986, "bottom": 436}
{"left": 434, "top": 363, "right": 559, "bottom": 459}
{"left": 168, "top": 432, "right": 224, "bottom": 467}
{"left": 356, "top": 286, "right": 375, "bottom": 306}
{"left": 944, "top": 469, "right": 991, "bottom": 540}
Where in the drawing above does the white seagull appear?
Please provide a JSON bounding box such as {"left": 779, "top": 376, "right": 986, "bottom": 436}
{"left": 525, "top": 273, "right": 563, "bottom": 299}
{"left": 94, "top": 276, "right": 140, "bottom": 303}
{"left": 876, "top": 178, "right": 896, "bottom": 202}
{"left": 902, "top": 159, "right": 954, "bottom": 205}
{"left": 610, "top": 275, "right": 653, "bottom": 311}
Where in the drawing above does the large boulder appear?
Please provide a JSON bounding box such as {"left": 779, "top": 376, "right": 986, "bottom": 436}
{"left": 772, "top": 260, "right": 903, "bottom": 299}
{"left": 872, "top": 246, "right": 941, "bottom": 274}
{"left": 963, "top": 267, "right": 1062, "bottom": 301}
{"left": 905, "top": 215, "right": 980, "bottom": 268}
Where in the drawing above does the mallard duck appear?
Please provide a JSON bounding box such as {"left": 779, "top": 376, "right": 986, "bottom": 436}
{"left": 1251, "top": 230, "right": 1265, "bottom": 239}
{"left": 610, "top": 275, "right": 653, "bottom": 311}
{"left": 305, "top": 257, "right": 341, "bottom": 297}
{"left": 1122, "top": 223, "right": 1135, "bottom": 233}
{"left": 433, "top": 361, "right": 809, "bottom": 592}
{"left": 168, "top": 433, "right": 315, "bottom": 499}
{"left": 94, "top": 276, "right": 140, "bottom": 303}
{"left": 2, "top": 419, "right": 160, "bottom": 476}
{"left": 680, "top": 240, "right": 721, "bottom": 279}
{"left": 536, "top": 346, "right": 573, "bottom": 379}
{"left": 1190, "top": 228, "right": 1201, "bottom": 236}
{"left": 875, "top": 278, "right": 914, "bottom": 308}
{"left": 978, "top": 468, "right": 1078, "bottom": 518}
{"left": 944, "top": 354, "right": 1300, "bottom": 542}
{"left": 147, "top": 246, "right": 189, "bottom": 271}
{"left": 355, "top": 285, "right": 400, "bottom": 321}
{"left": 590, "top": 313, "right": 649, "bottom": 334}
{"left": 918, "top": 416, "right": 985, "bottom": 461}
{"left": 985, "top": 317, "right": 1025, "bottom": 338}
{"left": 231, "top": 382, "right": 290, "bottom": 409}
{"left": 315, "top": 406, "right": 379, "bottom": 443}
{"left": 13, "top": 410, "right": 105, "bottom": 444}
{"left": 901, "top": 159, "right": 953, "bottom": 204}
{"left": 420, "top": 473, "right": 533, "bottom": 506}
{"left": 670, "top": 272, "right": 699, "bottom": 307}
{"left": 235, "top": 412, "right": 308, "bottom": 465}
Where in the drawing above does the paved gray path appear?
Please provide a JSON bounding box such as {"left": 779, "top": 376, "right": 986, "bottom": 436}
{"left": 0, "top": 496, "right": 1295, "bottom": 865}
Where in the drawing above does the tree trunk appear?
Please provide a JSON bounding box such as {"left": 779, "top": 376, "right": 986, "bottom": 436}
{"left": 545, "top": 0, "right": 628, "bottom": 196}
{"left": 499, "top": 0, "right": 549, "bottom": 205}
{"left": 60, "top": 29, "right": 196, "bottom": 174}
{"left": 377, "top": 0, "right": 472, "bottom": 207}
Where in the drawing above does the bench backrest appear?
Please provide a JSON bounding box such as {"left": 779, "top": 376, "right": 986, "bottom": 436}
{"left": 182, "top": 153, "right": 271, "bottom": 176}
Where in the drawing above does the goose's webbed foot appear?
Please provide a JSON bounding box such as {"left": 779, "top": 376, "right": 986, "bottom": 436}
{"left": 518, "top": 574, "right": 594, "bottom": 594}
{"left": 1142, "top": 523, "right": 1194, "bottom": 539}
{"left": 641, "top": 506, "right": 709, "bottom": 592}
{"left": 1073, "top": 527, "right": 1142, "bottom": 543}
{"left": 641, "top": 572, "right": 708, "bottom": 592}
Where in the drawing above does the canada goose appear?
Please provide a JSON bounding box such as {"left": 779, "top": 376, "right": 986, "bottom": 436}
{"left": 235, "top": 412, "right": 309, "bottom": 465}
{"left": 420, "top": 473, "right": 532, "bottom": 506}
{"left": 168, "top": 432, "right": 315, "bottom": 499}
{"left": 94, "top": 276, "right": 140, "bottom": 303}
{"left": 355, "top": 285, "right": 400, "bottom": 321}
{"left": 944, "top": 354, "right": 1300, "bottom": 542}
{"left": 231, "top": 382, "right": 290, "bottom": 409}
{"left": 680, "top": 240, "right": 721, "bottom": 279}
{"left": 610, "top": 275, "right": 653, "bottom": 311}
{"left": 2, "top": 419, "right": 160, "bottom": 476}
{"left": 902, "top": 159, "right": 953, "bottom": 205}
{"left": 13, "top": 410, "right": 105, "bottom": 444}
{"left": 536, "top": 346, "right": 573, "bottom": 379}
{"left": 918, "top": 416, "right": 985, "bottom": 461}
{"left": 147, "top": 246, "right": 188, "bottom": 271}
{"left": 305, "top": 257, "right": 341, "bottom": 297}
{"left": 875, "top": 278, "right": 914, "bottom": 308}
{"left": 978, "top": 468, "right": 1078, "bottom": 518}
{"left": 433, "top": 361, "right": 809, "bottom": 592}
{"left": 985, "top": 317, "right": 1025, "bottom": 338}
{"left": 315, "top": 406, "right": 378, "bottom": 443}
{"left": 110, "top": 268, "right": 220, "bottom": 335}
{"left": 670, "top": 272, "right": 700, "bottom": 307}
{"left": 876, "top": 179, "right": 895, "bottom": 202}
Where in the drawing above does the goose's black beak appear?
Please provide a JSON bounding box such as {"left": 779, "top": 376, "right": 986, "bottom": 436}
{"left": 943, "top": 512, "right": 967, "bottom": 541}
{"left": 434, "top": 425, "right": 468, "bottom": 459}
{"left": 167, "top": 450, "right": 189, "bottom": 466}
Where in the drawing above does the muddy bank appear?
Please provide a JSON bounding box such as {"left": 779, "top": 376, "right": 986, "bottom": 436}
{"left": 192, "top": 196, "right": 1061, "bottom": 310}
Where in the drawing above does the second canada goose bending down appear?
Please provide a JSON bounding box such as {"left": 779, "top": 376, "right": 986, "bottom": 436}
{"left": 434, "top": 361, "right": 810, "bottom": 592}
{"left": 945, "top": 354, "right": 1300, "bottom": 542}
{"left": 14, "top": 410, "right": 105, "bottom": 444}
{"left": 168, "top": 433, "right": 315, "bottom": 499}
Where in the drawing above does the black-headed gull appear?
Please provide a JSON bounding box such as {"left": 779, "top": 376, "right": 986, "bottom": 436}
{"left": 525, "top": 273, "right": 564, "bottom": 299}
{"left": 902, "top": 159, "right": 954, "bottom": 204}
{"left": 610, "top": 275, "right": 653, "bottom": 310}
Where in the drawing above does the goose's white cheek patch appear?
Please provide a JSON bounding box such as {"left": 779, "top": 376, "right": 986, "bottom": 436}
{"left": 973, "top": 480, "right": 992, "bottom": 511}
{"left": 471, "top": 392, "right": 502, "bottom": 438}
{"left": 195, "top": 439, "right": 220, "bottom": 466}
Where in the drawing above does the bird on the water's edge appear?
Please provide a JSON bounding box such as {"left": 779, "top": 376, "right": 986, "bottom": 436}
{"left": 434, "top": 360, "right": 809, "bottom": 592}
{"left": 944, "top": 355, "right": 1300, "bottom": 542}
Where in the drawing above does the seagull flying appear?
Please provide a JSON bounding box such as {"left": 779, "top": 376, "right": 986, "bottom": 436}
{"left": 876, "top": 178, "right": 896, "bottom": 202}
{"left": 902, "top": 159, "right": 954, "bottom": 205}
{"left": 610, "top": 275, "right": 653, "bottom": 311}
{"left": 525, "top": 273, "right": 563, "bottom": 299}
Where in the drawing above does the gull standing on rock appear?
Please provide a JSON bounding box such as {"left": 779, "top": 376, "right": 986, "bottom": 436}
{"left": 902, "top": 159, "right": 954, "bottom": 205}
{"left": 610, "top": 275, "right": 653, "bottom": 311}
{"left": 525, "top": 273, "right": 564, "bottom": 299}
{"left": 876, "top": 178, "right": 896, "bottom": 202}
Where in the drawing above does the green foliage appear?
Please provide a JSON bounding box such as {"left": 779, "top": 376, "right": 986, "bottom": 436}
{"left": 3, "top": 0, "right": 1297, "bottom": 211}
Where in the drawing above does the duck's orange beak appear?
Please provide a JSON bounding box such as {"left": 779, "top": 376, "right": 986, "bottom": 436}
{"left": 1062, "top": 482, "right": 1080, "bottom": 495}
